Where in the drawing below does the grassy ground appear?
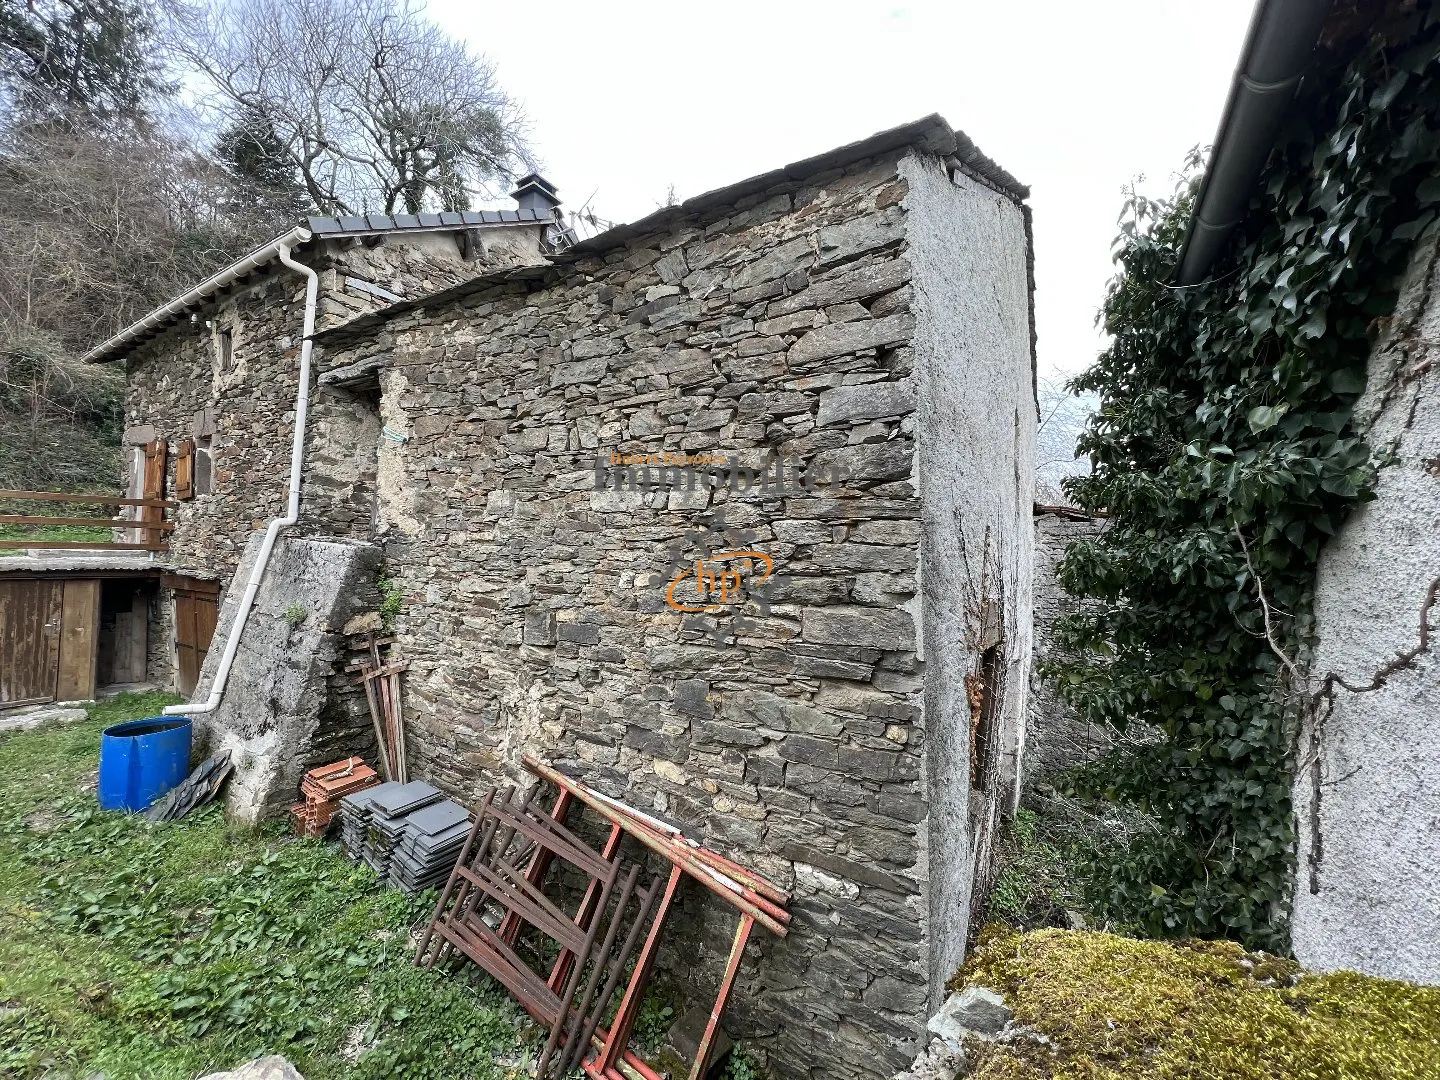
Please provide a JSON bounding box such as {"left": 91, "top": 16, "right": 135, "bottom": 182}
{"left": 0, "top": 523, "right": 112, "bottom": 543}
{"left": 984, "top": 790, "right": 1152, "bottom": 936}
{"left": 0, "top": 693, "right": 533, "bottom": 1080}
{"left": 955, "top": 927, "right": 1440, "bottom": 1079}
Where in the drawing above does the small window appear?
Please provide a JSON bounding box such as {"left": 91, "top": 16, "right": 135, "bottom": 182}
{"left": 217, "top": 327, "right": 234, "bottom": 373}
{"left": 194, "top": 435, "right": 213, "bottom": 495}
{"left": 970, "top": 643, "right": 1004, "bottom": 791}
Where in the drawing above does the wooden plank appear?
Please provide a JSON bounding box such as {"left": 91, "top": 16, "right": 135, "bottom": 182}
{"left": 56, "top": 580, "right": 101, "bottom": 702}
{"left": 174, "top": 591, "right": 199, "bottom": 697}
{"left": 170, "top": 576, "right": 219, "bottom": 698}
{"left": 0, "top": 516, "right": 174, "bottom": 529}
{"left": 0, "top": 580, "right": 62, "bottom": 705}
{"left": 162, "top": 575, "right": 220, "bottom": 596}
{"left": 175, "top": 439, "right": 195, "bottom": 501}
{"left": 193, "top": 590, "right": 218, "bottom": 664}
{"left": 140, "top": 441, "right": 167, "bottom": 552}
{"left": 351, "top": 659, "right": 410, "bottom": 680}
{"left": 0, "top": 491, "right": 178, "bottom": 507}
{"left": 115, "top": 587, "right": 149, "bottom": 684}
{"left": 0, "top": 541, "right": 162, "bottom": 550}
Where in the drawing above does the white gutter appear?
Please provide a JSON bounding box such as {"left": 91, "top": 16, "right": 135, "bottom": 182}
{"left": 163, "top": 238, "right": 320, "bottom": 716}
{"left": 83, "top": 225, "right": 313, "bottom": 364}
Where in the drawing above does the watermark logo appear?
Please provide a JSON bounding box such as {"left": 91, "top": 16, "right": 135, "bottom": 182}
{"left": 595, "top": 452, "right": 841, "bottom": 495}
{"left": 665, "top": 550, "right": 775, "bottom": 612}
{"left": 655, "top": 512, "right": 780, "bottom": 644}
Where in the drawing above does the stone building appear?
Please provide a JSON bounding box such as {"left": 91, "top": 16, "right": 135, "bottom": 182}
{"left": 1023, "top": 506, "right": 1109, "bottom": 791}
{"left": 78, "top": 117, "right": 1036, "bottom": 1078}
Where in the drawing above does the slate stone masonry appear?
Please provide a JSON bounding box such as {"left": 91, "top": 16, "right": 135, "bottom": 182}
{"left": 1024, "top": 508, "right": 1111, "bottom": 790}
{"left": 112, "top": 115, "right": 1036, "bottom": 1080}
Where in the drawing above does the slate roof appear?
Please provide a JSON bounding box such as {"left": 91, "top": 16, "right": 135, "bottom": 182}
{"left": 306, "top": 208, "right": 553, "bottom": 236}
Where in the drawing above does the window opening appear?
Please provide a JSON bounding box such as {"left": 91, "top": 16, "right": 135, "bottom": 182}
{"left": 217, "top": 327, "right": 234, "bottom": 373}
{"left": 971, "top": 643, "right": 1004, "bottom": 791}
{"left": 194, "top": 435, "right": 213, "bottom": 495}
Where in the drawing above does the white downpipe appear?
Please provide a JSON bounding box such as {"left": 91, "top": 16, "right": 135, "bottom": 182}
{"left": 163, "top": 240, "right": 320, "bottom": 716}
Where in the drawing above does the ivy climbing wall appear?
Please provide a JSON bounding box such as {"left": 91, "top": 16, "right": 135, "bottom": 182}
{"left": 1049, "top": 9, "right": 1440, "bottom": 953}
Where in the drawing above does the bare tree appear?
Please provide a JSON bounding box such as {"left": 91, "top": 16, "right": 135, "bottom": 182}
{"left": 1035, "top": 370, "right": 1096, "bottom": 504}
{"left": 185, "top": 0, "right": 530, "bottom": 215}
{"left": 0, "top": 123, "right": 271, "bottom": 351}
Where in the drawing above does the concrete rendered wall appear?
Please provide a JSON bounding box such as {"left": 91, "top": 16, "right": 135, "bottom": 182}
{"left": 901, "top": 154, "right": 1034, "bottom": 1004}
{"left": 192, "top": 534, "right": 383, "bottom": 824}
{"left": 335, "top": 145, "right": 1032, "bottom": 1080}
{"left": 1293, "top": 228, "right": 1440, "bottom": 985}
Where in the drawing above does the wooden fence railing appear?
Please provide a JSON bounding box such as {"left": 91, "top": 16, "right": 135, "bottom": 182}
{"left": 0, "top": 490, "right": 177, "bottom": 552}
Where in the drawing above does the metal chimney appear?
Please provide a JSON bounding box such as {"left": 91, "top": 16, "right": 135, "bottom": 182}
{"left": 511, "top": 173, "right": 561, "bottom": 216}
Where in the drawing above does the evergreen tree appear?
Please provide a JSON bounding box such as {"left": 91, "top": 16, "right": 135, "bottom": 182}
{"left": 0, "top": 0, "right": 168, "bottom": 129}
{"left": 215, "top": 104, "right": 310, "bottom": 224}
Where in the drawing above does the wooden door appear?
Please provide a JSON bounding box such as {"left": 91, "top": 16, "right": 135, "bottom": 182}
{"left": 169, "top": 577, "right": 220, "bottom": 696}
{"left": 55, "top": 580, "right": 100, "bottom": 702}
{"left": 0, "top": 580, "right": 63, "bottom": 707}
{"left": 113, "top": 586, "right": 149, "bottom": 684}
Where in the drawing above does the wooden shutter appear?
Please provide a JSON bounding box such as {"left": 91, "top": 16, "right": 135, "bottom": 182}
{"left": 175, "top": 438, "right": 195, "bottom": 501}
{"left": 141, "top": 438, "right": 167, "bottom": 550}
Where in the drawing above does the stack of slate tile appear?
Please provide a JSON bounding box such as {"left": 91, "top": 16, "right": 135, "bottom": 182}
{"left": 338, "top": 780, "right": 401, "bottom": 856}
{"left": 290, "top": 756, "right": 379, "bottom": 838}
{"left": 336, "top": 780, "right": 470, "bottom": 893}
{"left": 387, "top": 798, "right": 472, "bottom": 893}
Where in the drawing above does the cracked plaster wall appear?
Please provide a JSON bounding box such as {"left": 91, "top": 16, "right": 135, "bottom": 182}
{"left": 1293, "top": 226, "right": 1440, "bottom": 985}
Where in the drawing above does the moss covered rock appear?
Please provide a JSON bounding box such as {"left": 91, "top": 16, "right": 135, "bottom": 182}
{"left": 953, "top": 928, "right": 1440, "bottom": 1079}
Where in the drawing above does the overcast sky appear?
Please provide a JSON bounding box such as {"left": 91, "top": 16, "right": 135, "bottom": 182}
{"left": 428, "top": 0, "right": 1256, "bottom": 380}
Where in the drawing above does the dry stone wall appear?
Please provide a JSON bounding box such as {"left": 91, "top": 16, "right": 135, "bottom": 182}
{"left": 321, "top": 146, "right": 1034, "bottom": 1080}
{"left": 316, "top": 228, "right": 545, "bottom": 332}
{"left": 1024, "top": 509, "right": 1111, "bottom": 789}
{"left": 120, "top": 227, "right": 549, "bottom": 581}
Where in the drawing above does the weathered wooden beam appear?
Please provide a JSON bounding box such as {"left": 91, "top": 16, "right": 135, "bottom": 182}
{"left": 0, "top": 515, "right": 174, "bottom": 530}
{"left": 0, "top": 490, "right": 178, "bottom": 508}
{"left": 0, "top": 541, "right": 165, "bottom": 551}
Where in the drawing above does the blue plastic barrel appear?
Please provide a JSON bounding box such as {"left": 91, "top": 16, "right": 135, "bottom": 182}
{"left": 98, "top": 717, "right": 193, "bottom": 812}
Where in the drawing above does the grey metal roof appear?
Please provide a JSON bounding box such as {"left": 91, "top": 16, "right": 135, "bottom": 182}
{"left": 307, "top": 207, "right": 553, "bottom": 237}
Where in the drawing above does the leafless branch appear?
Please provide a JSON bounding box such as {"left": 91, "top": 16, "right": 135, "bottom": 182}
{"left": 181, "top": 0, "right": 531, "bottom": 215}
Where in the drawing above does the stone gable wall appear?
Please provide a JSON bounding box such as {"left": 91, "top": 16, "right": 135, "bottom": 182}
{"left": 317, "top": 227, "right": 546, "bottom": 332}
{"left": 330, "top": 147, "right": 1034, "bottom": 1079}
{"left": 120, "top": 227, "right": 548, "bottom": 581}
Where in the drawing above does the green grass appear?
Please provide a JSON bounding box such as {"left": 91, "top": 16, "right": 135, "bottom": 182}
{"left": 0, "top": 523, "right": 112, "bottom": 543}
{"left": 0, "top": 693, "right": 531, "bottom": 1080}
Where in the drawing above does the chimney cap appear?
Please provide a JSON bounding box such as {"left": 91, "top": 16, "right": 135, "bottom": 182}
{"left": 511, "top": 172, "right": 559, "bottom": 202}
